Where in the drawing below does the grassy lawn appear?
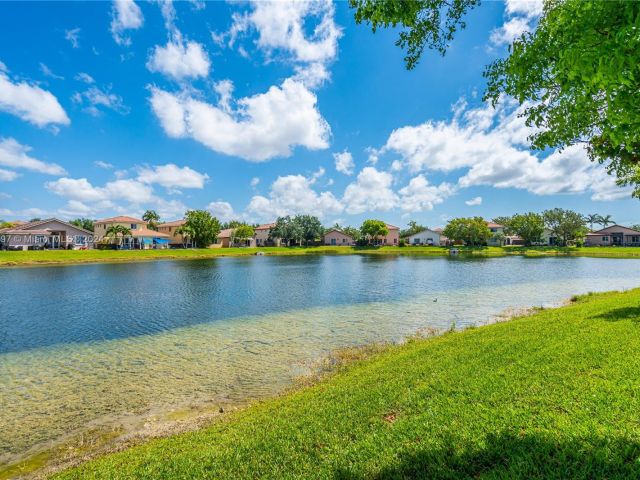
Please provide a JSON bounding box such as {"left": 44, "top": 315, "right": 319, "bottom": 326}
{"left": 51, "top": 288, "right": 640, "bottom": 479}
{"left": 0, "top": 245, "right": 639, "bottom": 267}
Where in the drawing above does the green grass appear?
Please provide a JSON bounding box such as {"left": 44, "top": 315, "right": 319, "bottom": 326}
{"left": 53, "top": 288, "right": 640, "bottom": 479}
{"left": 1, "top": 244, "right": 639, "bottom": 267}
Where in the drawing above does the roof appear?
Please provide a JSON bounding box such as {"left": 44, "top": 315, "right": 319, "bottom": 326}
{"left": 407, "top": 228, "right": 441, "bottom": 237}
{"left": 591, "top": 224, "right": 640, "bottom": 235}
{"left": 486, "top": 222, "right": 504, "bottom": 228}
{"left": 9, "top": 218, "right": 94, "bottom": 235}
{"left": 129, "top": 228, "right": 169, "bottom": 238}
{"left": 3, "top": 229, "right": 53, "bottom": 235}
{"left": 385, "top": 224, "right": 399, "bottom": 230}
{"left": 255, "top": 223, "right": 275, "bottom": 230}
{"left": 217, "top": 228, "right": 235, "bottom": 239}
{"left": 433, "top": 227, "right": 443, "bottom": 233}
{"left": 95, "top": 216, "right": 145, "bottom": 224}
{"left": 158, "top": 219, "right": 186, "bottom": 228}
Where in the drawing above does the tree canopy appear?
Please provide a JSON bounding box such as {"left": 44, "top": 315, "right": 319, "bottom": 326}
{"left": 184, "top": 210, "right": 221, "bottom": 248}
{"left": 142, "top": 210, "right": 160, "bottom": 231}
{"left": 542, "top": 208, "right": 587, "bottom": 246}
{"left": 360, "top": 219, "right": 389, "bottom": 244}
{"left": 443, "top": 217, "right": 491, "bottom": 246}
{"left": 70, "top": 218, "right": 95, "bottom": 232}
{"left": 505, "top": 213, "right": 545, "bottom": 246}
{"left": 233, "top": 224, "right": 255, "bottom": 244}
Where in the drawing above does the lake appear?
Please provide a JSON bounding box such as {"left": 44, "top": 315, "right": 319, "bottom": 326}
{"left": 1, "top": 255, "right": 639, "bottom": 465}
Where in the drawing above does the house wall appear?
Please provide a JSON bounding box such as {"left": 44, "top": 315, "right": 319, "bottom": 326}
{"left": 407, "top": 230, "right": 441, "bottom": 246}
{"left": 323, "top": 231, "right": 353, "bottom": 246}
{"left": 487, "top": 225, "right": 505, "bottom": 246}
{"left": 383, "top": 227, "right": 399, "bottom": 246}
{"left": 94, "top": 220, "right": 143, "bottom": 239}
{"left": 585, "top": 226, "right": 640, "bottom": 247}
{"left": 3, "top": 220, "right": 93, "bottom": 249}
{"left": 157, "top": 223, "right": 187, "bottom": 245}
{"left": 255, "top": 228, "right": 280, "bottom": 247}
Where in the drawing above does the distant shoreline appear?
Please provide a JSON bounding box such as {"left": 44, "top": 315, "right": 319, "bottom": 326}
{"left": 1, "top": 245, "right": 640, "bottom": 268}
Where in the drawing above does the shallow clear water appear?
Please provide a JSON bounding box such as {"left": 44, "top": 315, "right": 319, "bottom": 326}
{"left": 1, "top": 255, "right": 639, "bottom": 462}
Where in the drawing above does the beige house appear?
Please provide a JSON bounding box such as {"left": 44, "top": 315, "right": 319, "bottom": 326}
{"left": 157, "top": 219, "right": 190, "bottom": 247}
{"left": 0, "top": 218, "right": 93, "bottom": 250}
{"left": 407, "top": 228, "right": 441, "bottom": 246}
{"left": 323, "top": 229, "right": 354, "bottom": 246}
{"left": 214, "top": 228, "right": 256, "bottom": 248}
{"left": 585, "top": 225, "right": 640, "bottom": 247}
{"left": 383, "top": 224, "right": 400, "bottom": 246}
{"left": 255, "top": 223, "right": 280, "bottom": 247}
{"left": 486, "top": 222, "right": 506, "bottom": 246}
{"left": 94, "top": 215, "right": 169, "bottom": 249}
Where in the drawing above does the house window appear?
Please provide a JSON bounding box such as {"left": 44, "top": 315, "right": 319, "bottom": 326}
{"left": 394, "top": 238, "right": 397, "bottom": 244}
{"left": 131, "top": 224, "right": 138, "bottom": 229}
{"left": 602, "top": 236, "right": 609, "bottom": 242}
{"left": 632, "top": 236, "right": 639, "bottom": 243}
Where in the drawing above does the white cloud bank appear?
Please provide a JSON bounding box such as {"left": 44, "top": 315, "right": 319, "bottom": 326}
{"left": 490, "top": 0, "right": 543, "bottom": 46}
{"left": 110, "top": 0, "right": 144, "bottom": 46}
{"left": 137, "top": 163, "right": 209, "bottom": 190}
{"left": 0, "top": 138, "right": 66, "bottom": 176}
{"left": 149, "top": 78, "right": 330, "bottom": 161}
{"left": 147, "top": 40, "right": 210, "bottom": 81}
{"left": 333, "top": 150, "right": 354, "bottom": 175}
{"left": 0, "top": 66, "right": 70, "bottom": 127}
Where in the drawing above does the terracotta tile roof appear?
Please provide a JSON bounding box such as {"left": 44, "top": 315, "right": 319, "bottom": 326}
{"left": 323, "top": 229, "right": 354, "bottom": 238}
{"left": 158, "top": 219, "right": 186, "bottom": 228}
{"left": 96, "top": 216, "right": 145, "bottom": 224}
{"left": 4, "top": 229, "right": 53, "bottom": 235}
{"left": 255, "top": 223, "right": 275, "bottom": 230}
{"left": 385, "top": 224, "right": 400, "bottom": 230}
{"left": 129, "top": 227, "right": 169, "bottom": 238}
{"left": 7, "top": 218, "right": 94, "bottom": 235}
{"left": 486, "top": 222, "right": 503, "bottom": 228}
{"left": 217, "top": 228, "right": 235, "bottom": 238}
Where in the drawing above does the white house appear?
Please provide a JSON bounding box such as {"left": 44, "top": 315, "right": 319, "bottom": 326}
{"left": 407, "top": 228, "right": 442, "bottom": 246}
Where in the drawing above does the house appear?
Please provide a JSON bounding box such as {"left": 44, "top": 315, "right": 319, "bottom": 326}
{"left": 157, "top": 219, "right": 190, "bottom": 247}
{"left": 94, "top": 216, "right": 170, "bottom": 249}
{"left": 254, "top": 223, "right": 281, "bottom": 247}
{"left": 372, "top": 224, "right": 399, "bottom": 246}
{"left": 407, "top": 228, "right": 441, "bottom": 246}
{"left": 585, "top": 225, "right": 640, "bottom": 247}
{"left": 433, "top": 227, "right": 452, "bottom": 246}
{"left": 214, "top": 228, "right": 257, "bottom": 248}
{"left": 486, "top": 222, "right": 505, "bottom": 246}
{"left": 0, "top": 218, "right": 93, "bottom": 250}
{"left": 323, "top": 229, "right": 354, "bottom": 246}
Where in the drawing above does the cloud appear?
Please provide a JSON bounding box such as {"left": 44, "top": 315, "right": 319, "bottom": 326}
{"left": 333, "top": 150, "right": 354, "bottom": 175}
{"left": 342, "top": 167, "right": 397, "bottom": 214}
{"left": 149, "top": 78, "right": 330, "bottom": 161}
{"left": 46, "top": 177, "right": 154, "bottom": 205}
{"left": 398, "top": 175, "right": 455, "bottom": 212}
{"left": 147, "top": 40, "right": 210, "bottom": 81}
{"left": 250, "top": 177, "right": 260, "bottom": 188}
{"left": 0, "top": 138, "right": 66, "bottom": 175}
{"left": 94, "top": 160, "right": 114, "bottom": 169}
{"left": 72, "top": 85, "right": 128, "bottom": 116}
{"left": 110, "top": 0, "right": 144, "bottom": 46}
{"left": 0, "top": 67, "right": 70, "bottom": 127}
{"left": 74, "top": 72, "right": 95, "bottom": 84}
{"left": 465, "top": 196, "right": 482, "bottom": 206}
{"left": 0, "top": 168, "right": 19, "bottom": 182}
{"left": 247, "top": 173, "right": 342, "bottom": 221}
{"left": 40, "top": 63, "right": 64, "bottom": 80}
{"left": 375, "top": 97, "right": 632, "bottom": 201}
{"left": 207, "top": 201, "right": 235, "bottom": 222}
{"left": 136, "top": 163, "right": 209, "bottom": 190}
{"left": 490, "top": 0, "right": 543, "bottom": 46}
{"left": 65, "top": 28, "right": 80, "bottom": 48}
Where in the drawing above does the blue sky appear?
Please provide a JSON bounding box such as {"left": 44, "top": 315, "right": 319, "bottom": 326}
{"left": 0, "top": 0, "right": 637, "bottom": 228}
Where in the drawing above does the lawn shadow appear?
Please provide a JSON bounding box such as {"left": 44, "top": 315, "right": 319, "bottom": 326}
{"left": 333, "top": 431, "right": 640, "bottom": 479}
{"left": 591, "top": 307, "right": 640, "bottom": 323}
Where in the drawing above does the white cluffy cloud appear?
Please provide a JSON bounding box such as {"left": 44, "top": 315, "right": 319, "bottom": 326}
{"left": 0, "top": 138, "right": 66, "bottom": 176}
{"left": 398, "top": 175, "right": 455, "bottom": 212}
{"left": 136, "top": 163, "right": 209, "bottom": 190}
{"left": 333, "top": 150, "right": 354, "bottom": 175}
{"left": 0, "top": 66, "right": 70, "bottom": 127}
{"left": 342, "top": 167, "right": 397, "bottom": 214}
{"left": 65, "top": 28, "right": 80, "bottom": 48}
{"left": 149, "top": 78, "right": 330, "bottom": 161}
{"left": 465, "top": 196, "right": 483, "bottom": 206}
{"left": 111, "top": 0, "right": 144, "bottom": 46}
{"left": 207, "top": 201, "right": 235, "bottom": 222}
{"left": 72, "top": 84, "right": 128, "bottom": 116}
{"left": 490, "top": 0, "right": 543, "bottom": 46}
{"left": 147, "top": 40, "right": 210, "bottom": 81}
{"left": 247, "top": 172, "right": 342, "bottom": 221}
{"left": 375, "top": 97, "right": 632, "bottom": 201}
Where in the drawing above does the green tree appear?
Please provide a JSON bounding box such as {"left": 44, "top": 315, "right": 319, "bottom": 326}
{"left": 233, "top": 224, "right": 255, "bottom": 246}
{"left": 632, "top": 224, "right": 640, "bottom": 232}
{"left": 542, "top": 208, "right": 587, "bottom": 246}
{"left": 353, "top": 1, "right": 640, "bottom": 196}
{"left": 507, "top": 212, "right": 545, "bottom": 246}
{"left": 360, "top": 219, "right": 389, "bottom": 245}
{"left": 342, "top": 226, "right": 361, "bottom": 242}
{"left": 29, "top": 218, "right": 42, "bottom": 223}
{"left": 293, "top": 215, "right": 323, "bottom": 246}
{"left": 0, "top": 220, "right": 17, "bottom": 229}
{"left": 442, "top": 217, "right": 491, "bottom": 246}
{"left": 584, "top": 214, "right": 601, "bottom": 231}
{"left": 271, "top": 216, "right": 295, "bottom": 246}
{"left": 175, "top": 225, "right": 195, "bottom": 248}
{"left": 598, "top": 214, "right": 615, "bottom": 228}
{"left": 70, "top": 218, "right": 94, "bottom": 232}
{"left": 492, "top": 216, "right": 513, "bottom": 235}
{"left": 105, "top": 224, "right": 131, "bottom": 247}
{"left": 400, "top": 220, "right": 428, "bottom": 238}
{"left": 142, "top": 210, "right": 160, "bottom": 231}
{"left": 223, "top": 220, "right": 244, "bottom": 229}
{"left": 184, "top": 210, "right": 221, "bottom": 248}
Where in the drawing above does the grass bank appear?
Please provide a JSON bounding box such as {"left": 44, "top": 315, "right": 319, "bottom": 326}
{"left": 52, "top": 288, "right": 640, "bottom": 479}
{"left": 1, "top": 244, "right": 639, "bottom": 267}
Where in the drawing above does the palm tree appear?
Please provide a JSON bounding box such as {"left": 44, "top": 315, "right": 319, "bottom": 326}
{"left": 175, "top": 225, "right": 195, "bottom": 248}
{"left": 598, "top": 214, "right": 615, "bottom": 228}
{"left": 105, "top": 225, "right": 132, "bottom": 248}
{"left": 142, "top": 210, "right": 160, "bottom": 231}
{"left": 585, "top": 213, "right": 600, "bottom": 231}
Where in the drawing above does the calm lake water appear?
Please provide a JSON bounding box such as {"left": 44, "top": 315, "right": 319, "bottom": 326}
{"left": 1, "top": 255, "right": 639, "bottom": 463}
